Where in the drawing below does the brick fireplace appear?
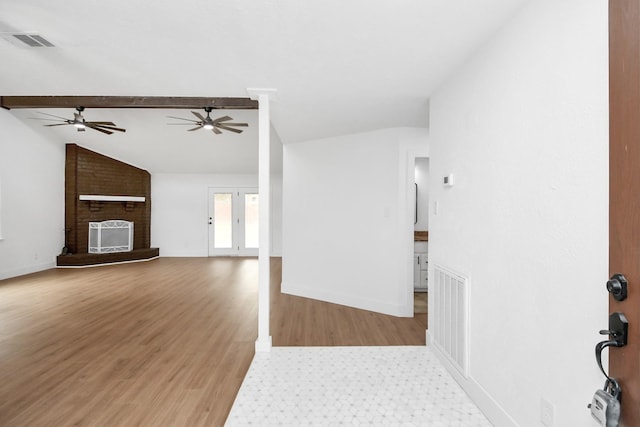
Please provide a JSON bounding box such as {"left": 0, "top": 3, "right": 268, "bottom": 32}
{"left": 57, "top": 143, "right": 159, "bottom": 266}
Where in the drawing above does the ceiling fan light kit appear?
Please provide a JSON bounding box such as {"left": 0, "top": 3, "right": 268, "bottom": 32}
{"left": 167, "top": 106, "right": 249, "bottom": 135}
{"left": 32, "top": 106, "right": 126, "bottom": 135}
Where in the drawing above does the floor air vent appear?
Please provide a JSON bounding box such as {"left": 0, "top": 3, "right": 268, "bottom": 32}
{"left": 432, "top": 264, "right": 469, "bottom": 377}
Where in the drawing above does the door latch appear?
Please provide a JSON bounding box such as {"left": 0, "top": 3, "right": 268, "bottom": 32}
{"left": 599, "top": 312, "right": 628, "bottom": 347}
{"left": 595, "top": 312, "right": 628, "bottom": 380}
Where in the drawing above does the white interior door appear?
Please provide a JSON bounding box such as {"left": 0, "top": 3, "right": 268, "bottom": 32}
{"left": 208, "top": 188, "right": 259, "bottom": 256}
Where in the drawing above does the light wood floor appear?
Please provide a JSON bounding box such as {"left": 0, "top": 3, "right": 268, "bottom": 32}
{"left": 0, "top": 257, "right": 426, "bottom": 427}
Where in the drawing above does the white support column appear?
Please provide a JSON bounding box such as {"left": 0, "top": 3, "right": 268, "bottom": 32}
{"left": 247, "top": 88, "right": 277, "bottom": 353}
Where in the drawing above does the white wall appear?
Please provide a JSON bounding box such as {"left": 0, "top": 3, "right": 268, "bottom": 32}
{"left": 152, "top": 173, "right": 283, "bottom": 256}
{"left": 282, "top": 127, "right": 428, "bottom": 316}
{"left": 270, "top": 125, "right": 284, "bottom": 256}
{"left": 0, "top": 109, "right": 65, "bottom": 280}
{"left": 152, "top": 174, "right": 255, "bottom": 256}
{"left": 428, "top": 1, "right": 608, "bottom": 425}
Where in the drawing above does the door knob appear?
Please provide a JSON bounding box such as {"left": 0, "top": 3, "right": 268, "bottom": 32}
{"left": 606, "top": 274, "right": 627, "bottom": 302}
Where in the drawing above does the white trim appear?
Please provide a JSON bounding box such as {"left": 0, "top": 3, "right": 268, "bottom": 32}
{"left": 56, "top": 256, "right": 159, "bottom": 269}
{"left": 0, "top": 261, "right": 56, "bottom": 281}
{"left": 255, "top": 335, "right": 272, "bottom": 353}
{"left": 247, "top": 87, "right": 278, "bottom": 102}
{"left": 430, "top": 342, "right": 518, "bottom": 427}
{"left": 257, "top": 91, "right": 272, "bottom": 352}
{"left": 248, "top": 88, "right": 277, "bottom": 353}
{"left": 402, "top": 147, "right": 429, "bottom": 316}
{"left": 207, "top": 187, "right": 259, "bottom": 256}
{"left": 79, "top": 195, "right": 146, "bottom": 202}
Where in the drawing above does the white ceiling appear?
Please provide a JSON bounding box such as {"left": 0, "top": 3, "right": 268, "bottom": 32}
{"left": 0, "top": 0, "right": 529, "bottom": 174}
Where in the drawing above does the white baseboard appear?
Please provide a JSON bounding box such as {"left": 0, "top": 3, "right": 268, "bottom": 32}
{"left": 281, "top": 281, "right": 412, "bottom": 317}
{"left": 56, "top": 256, "right": 160, "bottom": 269}
{"left": 255, "top": 336, "right": 272, "bottom": 353}
{"left": 429, "top": 343, "right": 517, "bottom": 427}
{"left": 0, "top": 261, "right": 56, "bottom": 281}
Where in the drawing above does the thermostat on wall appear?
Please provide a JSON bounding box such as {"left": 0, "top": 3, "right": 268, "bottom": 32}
{"left": 443, "top": 174, "right": 454, "bottom": 186}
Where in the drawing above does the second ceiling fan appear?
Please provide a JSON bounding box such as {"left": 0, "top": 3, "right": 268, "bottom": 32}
{"left": 168, "top": 107, "right": 248, "bottom": 134}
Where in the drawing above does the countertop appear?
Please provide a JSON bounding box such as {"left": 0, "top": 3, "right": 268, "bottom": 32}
{"left": 414, "top": 231, "right": 429, "bottom": 242}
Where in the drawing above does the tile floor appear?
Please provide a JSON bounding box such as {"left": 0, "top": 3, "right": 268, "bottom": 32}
{"left": 226, "top": 346, "right": 492, "bottom": 426}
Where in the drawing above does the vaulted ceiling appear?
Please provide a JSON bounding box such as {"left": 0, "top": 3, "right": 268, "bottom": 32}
{"left": 0, "top": 0, "right": 529, "bottom": 173}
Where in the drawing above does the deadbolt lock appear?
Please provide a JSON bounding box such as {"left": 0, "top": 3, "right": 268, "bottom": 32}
{"left": 606, "top": 274, "right": 628, "bottom": 302}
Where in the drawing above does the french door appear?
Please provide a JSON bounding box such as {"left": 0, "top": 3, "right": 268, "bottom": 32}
{"left": 208, "top": 188, "right": 259, "bottom": 256}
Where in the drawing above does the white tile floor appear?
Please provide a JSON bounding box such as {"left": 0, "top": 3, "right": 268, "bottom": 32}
{"left": 226, "top": 346, "right": 492, "bottom": 426}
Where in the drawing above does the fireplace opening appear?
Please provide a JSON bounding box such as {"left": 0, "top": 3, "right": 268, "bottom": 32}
{"left": 89, "top": 220, "right": 133, "bottom": 253}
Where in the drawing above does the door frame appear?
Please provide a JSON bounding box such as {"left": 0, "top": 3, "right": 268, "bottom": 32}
{"left": 207, "top": 187, "right": 259, "bottom": 257}
{"left": 404, "top": 148, "right": 429, "bottom": 319}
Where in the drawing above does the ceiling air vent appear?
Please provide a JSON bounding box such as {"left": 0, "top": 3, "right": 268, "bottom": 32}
{"left": 13, "top": 33, "right": 54, "bottom": 47}
{"left": 1, "top": 32, "right": 54, "bottom": 47}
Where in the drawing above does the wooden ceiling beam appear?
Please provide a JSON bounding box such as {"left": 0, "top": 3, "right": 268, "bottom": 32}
{"left": 0, "top": 96, "right": 258, "bottom": 110}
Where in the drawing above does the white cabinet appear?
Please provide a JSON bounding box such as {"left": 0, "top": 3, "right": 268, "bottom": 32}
{"left": 414, "top": 241, "right": 428, "bottom": 291}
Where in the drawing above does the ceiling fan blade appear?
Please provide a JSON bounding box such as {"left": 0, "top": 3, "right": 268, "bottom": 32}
{"left": 188, "top": 126, "right": 202, "bottom": 132}
{"left": 212, "top": 127, "right": 222, "bottom": 134}
{"left": 86, "top": 124, "right": 113, "bottom": 135}
{"left": 36, "top": 111, "right": 71, "bottom": 120}
{"left": 44, "top": 123, "right": 71, "bottom": 127}
{"left": 167, "top": 116, "right": 199, "bottom": 123}
{"left": 191, "top": 111, "right": 206, "bottom": 121}
{"left": 89, "top": 122, "right": 123, "bottom": 129}
{"left": 86, "top": 121, "right": 116, "bottom": 126}
{"left": 216, "top": 125, "right": 243, "bottom": 134}
{"left": 220, "top": 122, "right": 248, "bottom": 127}
{"left": 92, "top": 124, "right": 126, "bottom": 133}
{"left": 29, "top": 117, "right": 66, "bottom": 122}
{"left": 212, "top": 115, "right": 233, "bottom": 124}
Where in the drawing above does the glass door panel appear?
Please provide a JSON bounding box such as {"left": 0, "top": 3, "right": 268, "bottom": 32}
{"left": 208, "top": 188, "right": 258, "bottom": 256}
{"left": 244, "top": 193, "right": 259, "bottom": 249}
{"left": 213, "top": 193, "right": 233, "bottom": 249}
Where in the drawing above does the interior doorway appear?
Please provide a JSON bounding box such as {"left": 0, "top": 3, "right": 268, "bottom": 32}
{"left": 413, "top": 157, "right": 429, "bottom": 316}
{"left": 208, "top": 187, "right": 259, "bottom": 256}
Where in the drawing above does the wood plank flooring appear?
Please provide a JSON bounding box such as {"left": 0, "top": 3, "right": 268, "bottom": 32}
{"left": 0, "top": 257, "right": 426, "bottom": 427}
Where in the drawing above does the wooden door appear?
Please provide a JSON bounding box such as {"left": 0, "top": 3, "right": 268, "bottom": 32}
{"left": 609, "top": 1, "right": 640, "bottom": 424}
